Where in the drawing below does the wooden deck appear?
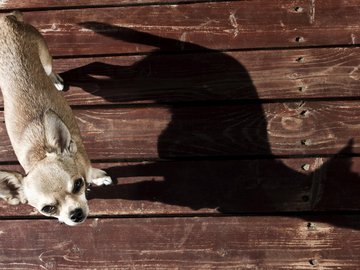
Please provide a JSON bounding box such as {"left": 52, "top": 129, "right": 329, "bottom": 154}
{"left": 1, "top": 0, "right": 360, "bottom": 268}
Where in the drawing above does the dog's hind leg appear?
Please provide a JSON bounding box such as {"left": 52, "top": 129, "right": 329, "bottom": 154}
{"left": 48, "top": 71, "right": 65, "bottom": 91}
{"left": 36, "top": 33, "right": 64, "bottom": 91}
{"left": 14, "top": 11, "right": 64, "bottom": 90}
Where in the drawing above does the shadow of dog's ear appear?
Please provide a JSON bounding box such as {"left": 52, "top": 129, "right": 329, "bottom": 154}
{"left": 0, "top": 170, "right": 27, "bottom": 205}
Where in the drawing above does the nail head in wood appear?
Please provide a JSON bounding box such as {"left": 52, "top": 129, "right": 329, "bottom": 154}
{"left": 302, "top": 195, "right": 310, "bottom": 202}
{"left": 301, "top": 139, "right": 311, "bottom": 146}
{"left": 298, "top": 86, "right": 306, "bottom": 92}
{"left": 302, "top": 164, "right": 310, "bottom": 171}
{"left": 295, "top": 36, "right": 305, "bottom": 43}
{"left": 307, "top": 222, "right": 317, "bottom": 231}
{"left": 299, "top": 110, "right": 309, "bottom": 117}
{"left": 296, "top": 56, "right": 305, "bottom": 62}
{"left": 309, "top": 259, "right": 318, "bottom": 266}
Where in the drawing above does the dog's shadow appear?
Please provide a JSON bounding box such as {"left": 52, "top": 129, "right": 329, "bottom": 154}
{"left": 61, "top": 23, "right": 360, "bottom": 228}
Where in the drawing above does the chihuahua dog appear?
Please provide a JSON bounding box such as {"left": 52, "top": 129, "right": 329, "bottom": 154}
{"left": 0, "top": 12, "right": 112, "bottom": 225}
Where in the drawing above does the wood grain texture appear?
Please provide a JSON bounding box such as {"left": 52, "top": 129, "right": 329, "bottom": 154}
{"left": 65, "top": 101, "right": 360, "bottom": 158}
{"left": 0, "top": 155, "right": 359, "bottom": 217}
{"left": 12, "top": 0, "right": 360, "bottom": 56}
{"left": 48, "top": 47, "right": 360, "bottom": 105}
{"left": 0, "top": 158, "right": 314, "bottom": 216}
{"left": 0, "top": 216, "right": 359, "bottom": 269}
{"left": 0, "top": 101, "right": 360, "bottom": 161}
{"left": 0, "top": 1, "right": 359, "bottom": 269}
{"left": 88, "top": 156, "right": 360, "bottom": 215}
{"left": 0, "top": 0, "right": 197, "bottom": 9}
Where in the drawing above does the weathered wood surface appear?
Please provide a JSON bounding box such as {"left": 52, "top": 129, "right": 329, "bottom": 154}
{"left": 0, "top": 154, "right": 359, "bottom": 217}
{"left": 0, "top": 216, "right": 359, "bottom": 269}
{"left": 0, "top": 158, "right": 314, "bottom": 216}
{"left": 87, "top": 156, "right": 360, "bottom": 215}
{"left": 7, "top": 0, "right": 359, "bottom": 56}
{"left": 49, "top": 47, "right": 360, "bottom": 105}
{"left": 0, "top": 0, "right": 358, "bottom": 269}
{"left": 0, "top": 0, "right": 198, "bottom": 10}
{"left": 1, "top": 46, "right": 357, "bottom": 106}
{"left": 0, "top": 101, "right": 359, "bottom": 161}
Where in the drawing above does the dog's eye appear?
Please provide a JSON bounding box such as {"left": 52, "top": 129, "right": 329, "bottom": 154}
{"left": 42, "top": 205, "right": 56, "bottom": 214}
{"left": 73, "top": 178, "right": 84, "bottom": 194}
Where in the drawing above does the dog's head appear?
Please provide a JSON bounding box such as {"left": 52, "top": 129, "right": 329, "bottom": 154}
{"left": 0, "top": 110, "right": 90, "bottom": 226}
{"left": 23, "top": 156, "right": 89, "bottom": 226}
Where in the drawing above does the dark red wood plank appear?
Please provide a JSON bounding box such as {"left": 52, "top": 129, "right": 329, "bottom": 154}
{"left": 0, "top": 158, "right": 314, "bottom": 216}
{"left": 14, "top": 0, "right": 360, "bottom": 56}
{"left": 0, "top": 0, "right": 196, "bottom": 9}
{"left": 79, "top": 156, "right": 360, "bottom": 215}
{"left": 46, "top": 47, "right": 360, "bottom": 105}
{"left": 0, "top": 155, "right": 359, "bottom": 217}
{"left": 0, "top": 101, "right": 360, "bottom": 161}
{"left": 60, "top": 102, "right": 360, "bottom": 158}
{"left": 0, "top": 216, "right": 359, "bottom": 269}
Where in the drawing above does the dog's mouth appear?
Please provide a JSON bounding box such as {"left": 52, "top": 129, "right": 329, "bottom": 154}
{"left": 58, "top": 216, "right": 87, "bottom": 226}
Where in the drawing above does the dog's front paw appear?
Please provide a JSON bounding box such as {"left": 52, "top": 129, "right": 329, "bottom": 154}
{"left": 3, "top": 193, "right": 27, "bottom": 205}
{"left": 5, "top": 196, "right": 20, "bottom": 205}
{"left": 50, "top": 72, "right": 65, "bottom": 91}
{"left": 88, "top": 168, "right": 113, "bottom": 186}
{"left": 92, "top": 176, "right": 113, "bottom": 186}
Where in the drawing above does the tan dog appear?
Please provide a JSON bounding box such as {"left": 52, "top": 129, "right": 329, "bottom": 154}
{"left": 0, "top": 12, "right": 112, "bottom": 226}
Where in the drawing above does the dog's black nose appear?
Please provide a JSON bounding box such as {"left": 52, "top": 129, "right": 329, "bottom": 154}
{"left": 70, "top": 208, "right": 85, "bottom": 223}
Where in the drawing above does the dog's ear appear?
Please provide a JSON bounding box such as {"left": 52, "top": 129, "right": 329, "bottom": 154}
{"left": 0, "top": 170, "right": 26, "bottom": 205}
{"left": 44, "top": 109, "right": 77, "bottom": 155}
